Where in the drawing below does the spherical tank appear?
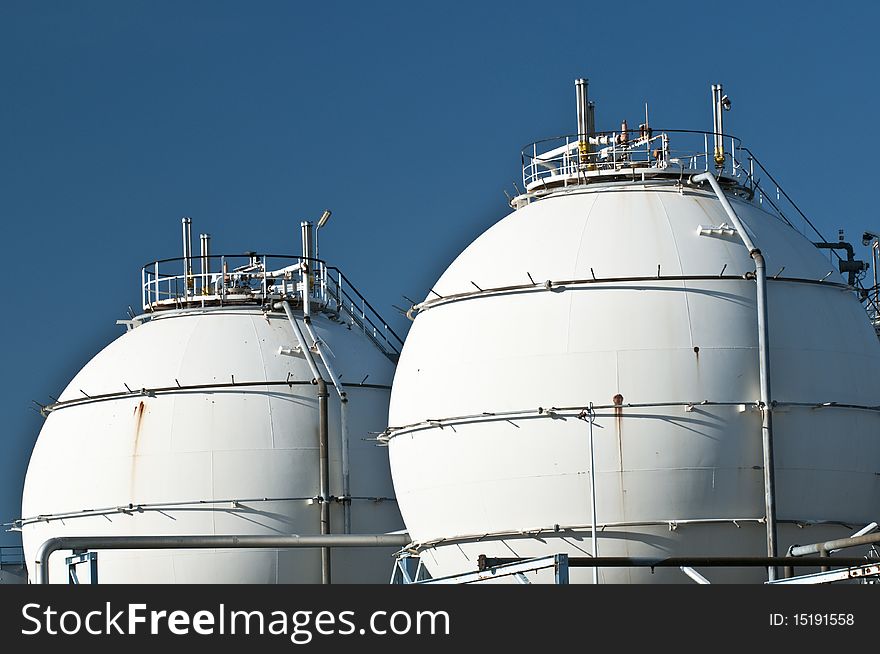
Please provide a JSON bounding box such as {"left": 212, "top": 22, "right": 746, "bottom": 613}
{"left": 21, "top": 248, "right": 404, "bottom": 583}
{"left": 387, "top": 176, "right": 880, "bottom": 583}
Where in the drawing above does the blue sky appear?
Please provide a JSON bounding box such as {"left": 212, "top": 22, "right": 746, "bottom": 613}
{"left": 1, "top": 1, "right": 877, "bottom": 546}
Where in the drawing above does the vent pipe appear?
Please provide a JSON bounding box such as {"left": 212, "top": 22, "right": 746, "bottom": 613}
{"left": 301, "top": 221, "right": 314, "bottom": 317}
{"left": 711, "top": 84, "right": 730, "bottom": 167}
{"left": 575, "top": 78, "right": 591, "bottom": 163}
{"left": 181, "top": 217, "right": 193, "bottom": 298}
{"left": 199, "top": 234, "right": 211, "bottom": 295}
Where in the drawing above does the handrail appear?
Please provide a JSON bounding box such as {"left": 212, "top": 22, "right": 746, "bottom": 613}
{"left": 139, "top": 253, "right": 403, "bottom": 359}
{"left": 518, "top": 129, "right": 877, "bottom": 330}
{"left": 520, "top": 129, "right": 746, "bottom": 192}
{"left": 326, "top": 266, "right": 406, "bottom": 350}
{"left": 734, "top": 147, "right": 879, "bottom": 324}
{"left": 35, "top": 534, "right": 411, "bottom": 584}
{"left": 738, "top": 147, "right": 831, "bottom": 244}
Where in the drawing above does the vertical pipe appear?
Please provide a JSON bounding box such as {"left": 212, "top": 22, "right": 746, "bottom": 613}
{"left": 317, "top": 378, "right": 331, "bottom": 584}
{"left": 205, "top": 234, "right": 212, "bottom": 294}
{"left": 186, "top": 218, "right": 193, "bottom": 297}
{"left": 754, "top": 255, "right": 778, "bottom": 580}
{"left": 575, "top": 78, "right": 590, "bottom": 163}
{"left": 301, "top": 221, "right": 313, "bottom": 317}
{"left": 341, "top": 399, "right": 351, "bottom": 534}
{"left": 262, "top": 256, "right": 268, "bottom": 303}
{"left": 205, "top": 234, "right": 211, "bottom": 282}
{"left": 818, "top": 548, "right": 830, "bottom": 573}
{"left": 186, "top": 219, "right": 192, "bottom": 292}
{"left": 198, "top": 234, "right": 204, "bottom": 294}
{"left": 221, "top": 257, "right": 227, "bottom": 301}
{"left": 181, "top": 218, "right": 192, "bottom": 300}
{"left": 199, "top": 234, "right": 205, "bottom": 295}
{"left": 691, "top": 171, "right": 778, "bottom": 581}
{"left": 587, "top": 101, "right": 595, "bottom": 139}
{"left": 588, "top": 403, "right": 598, "bottom": 585}
{"left": 282, "top": 301, "right": 331, "bottom": 584}
{"left": 711, "top": 85, "right": 725, "bottom": 167}
{"left": 711, "top": 84, "right": 717, "bottom": 145}
{"left": 871, "top": 242, "right": 880, "bottom": 326}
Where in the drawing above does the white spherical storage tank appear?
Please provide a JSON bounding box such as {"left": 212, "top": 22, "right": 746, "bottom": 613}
{"left": 386, "top": 89, "right": 880, "bottom": 584}
{"left": 21, "top": 230, "right": 405, "bottom": 583}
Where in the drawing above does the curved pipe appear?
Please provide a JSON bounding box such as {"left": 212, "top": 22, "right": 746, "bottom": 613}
{"left": 691, "top": 172, "right": 778, "bottom": 580}
{"left": 814, "top": 241, "right": 855, "bottom": 260}
{"left": 34, "top": 533, "right": 410, "bottom": 584}
{"left": 812, "top": 241, "right": 862, "bottom": 286}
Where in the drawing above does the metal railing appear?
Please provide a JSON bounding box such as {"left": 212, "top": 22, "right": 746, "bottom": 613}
{"left": 520, "top": 129, "right": 855, "bottom": 245}
{"left": 520, "top": 129, "right": 880, "bottom": 328}
{"left": 735, "top": 147, "right": 880, "bottom": 325}
{"left": 521, "top": 129, "right": 744, "bottom": 190}
{"left": 141, "top": 254, "right": 404, "bottom": 358}
{"left": 34, "top": 533, "right": 411, "bottom": 584}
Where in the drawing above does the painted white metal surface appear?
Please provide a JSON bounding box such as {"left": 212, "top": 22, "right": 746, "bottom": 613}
{"left": 21, "top": 306, "right": 402, "bottom": 583}
{"left": 387, "top": 182, "right": 880, "bottom": 583}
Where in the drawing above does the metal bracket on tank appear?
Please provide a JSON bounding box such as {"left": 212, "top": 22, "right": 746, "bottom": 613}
{"left": 738, "top": 402, "right": 786, "bottom": 413}
{"left": 278, "top": 345, "right": 306, "bottom": 357}
{"left": 697, "top": 223, "right": 738, "bottom": 238}
{"left": 115, "top": 319, "right": 143, "bottom": 332}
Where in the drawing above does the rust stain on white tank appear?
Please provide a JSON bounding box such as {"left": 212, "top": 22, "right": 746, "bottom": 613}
{"left": 133, "top": 400, "right": 146, "bottom": 452}
{"left": 130, "top": 400, "right": 147, "bottom": 499}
